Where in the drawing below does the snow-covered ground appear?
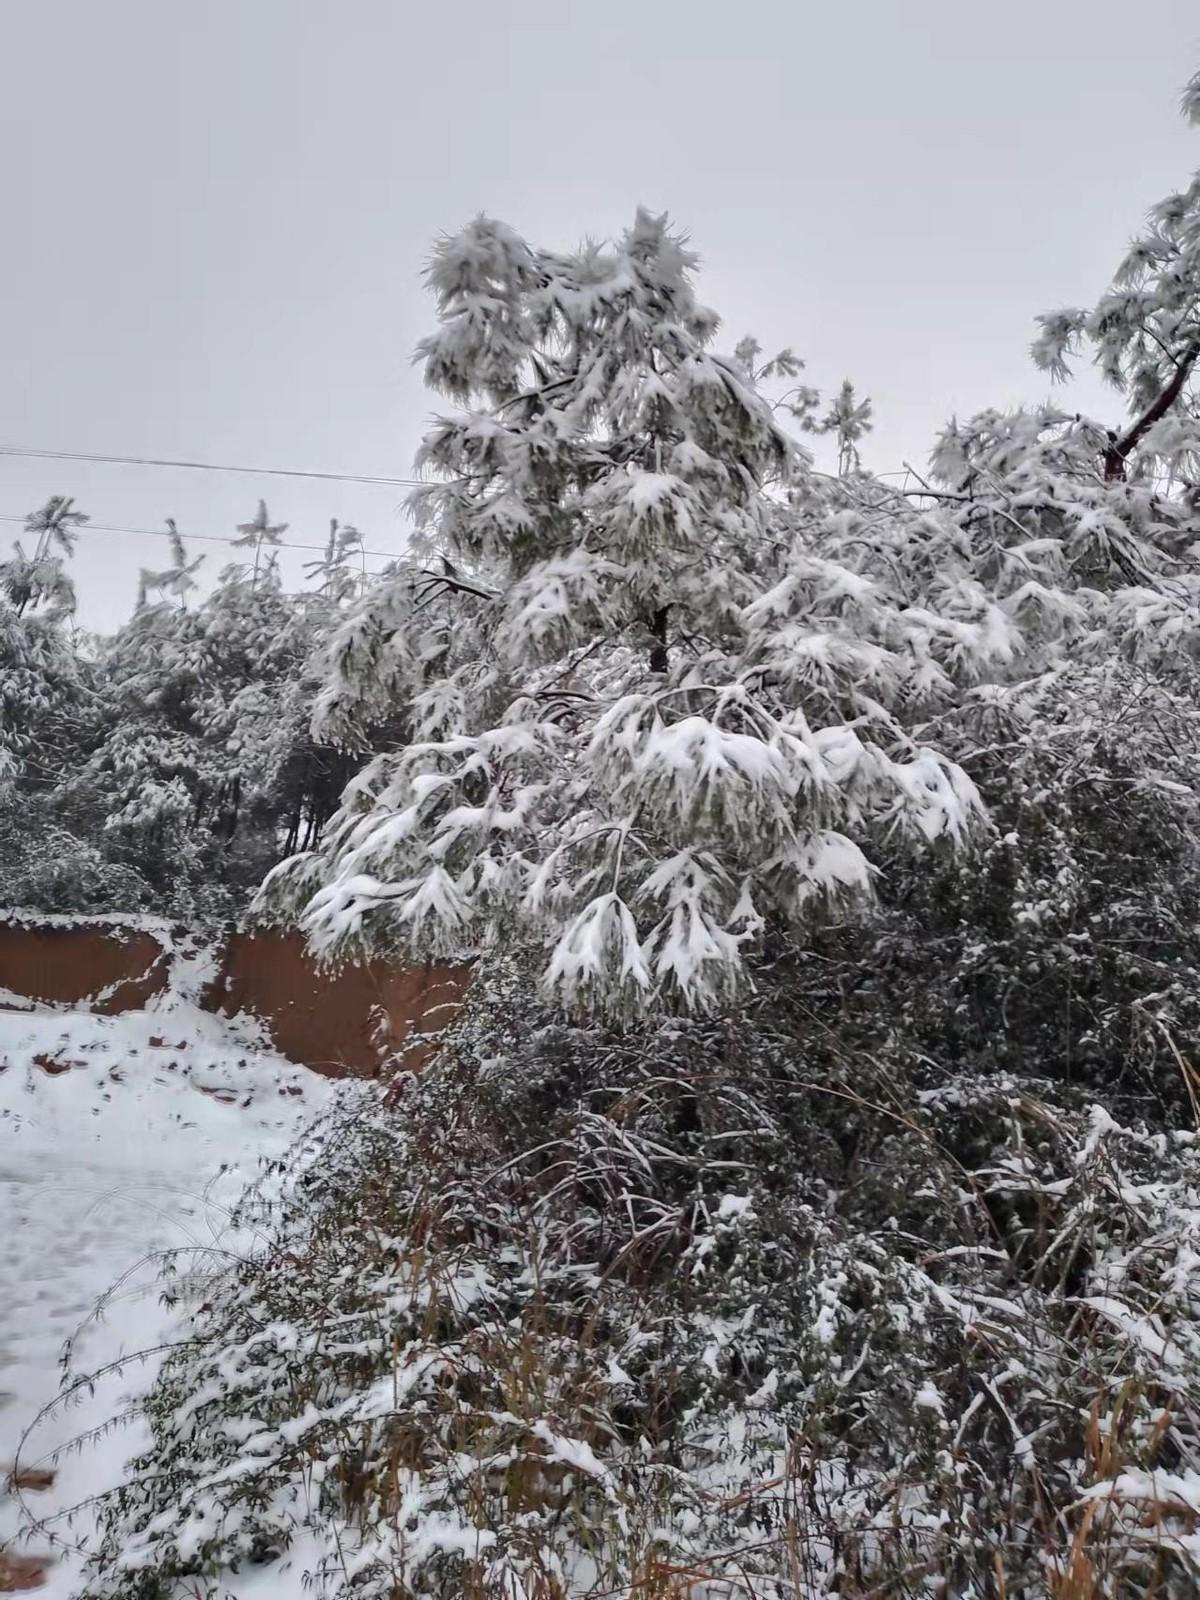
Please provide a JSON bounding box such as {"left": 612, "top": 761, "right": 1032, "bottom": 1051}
{"left": 0, "top": 969, "right": 340, "bottom": 1596}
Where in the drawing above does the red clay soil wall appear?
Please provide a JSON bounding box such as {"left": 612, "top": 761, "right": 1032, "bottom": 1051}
{"left": 0, "top": 920, "right": 471, "bottom": 1077}
{"left": 203, "top": 932, "right": 470, "bottom": 1077}
{"left": 0, "top": 922, "right": 169, "bottom": 1013}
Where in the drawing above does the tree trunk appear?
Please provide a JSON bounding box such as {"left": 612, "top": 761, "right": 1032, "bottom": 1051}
{"left": 649, "top": 606, "right": 669, "bottom": 674}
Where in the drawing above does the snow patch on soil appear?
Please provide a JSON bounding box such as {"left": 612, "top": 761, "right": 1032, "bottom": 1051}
{"left": 0, "top": 989, "right": 342, "bottom": 1596}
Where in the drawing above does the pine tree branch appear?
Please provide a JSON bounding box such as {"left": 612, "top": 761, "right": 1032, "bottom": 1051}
{"left": 1104, "top": 336, "right": 1200, "bottom": 480}
{"left": 413, "top": 569, "right": 498, "bottom": 602}
{"left": 496, "top": 375, "right": 575, "bottom": 413}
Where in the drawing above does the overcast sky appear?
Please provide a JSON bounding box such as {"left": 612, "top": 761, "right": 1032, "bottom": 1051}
{"left": 2, "top": 0, "right": 1198, "bottom": 628}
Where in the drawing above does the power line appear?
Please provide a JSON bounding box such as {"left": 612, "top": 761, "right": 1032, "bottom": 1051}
{"left": 0, "top": 512, "right": 405, "bottom": 562}
{"left": 0, "top": 443, "right": 424, "bottom": 489}
{"left": 0, "top": 440, "right": 920, "bottom": 494}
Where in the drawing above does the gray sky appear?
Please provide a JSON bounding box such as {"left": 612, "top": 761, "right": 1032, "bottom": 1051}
{"left": 2, "top": 0, "right": 1198, "bottom": 629}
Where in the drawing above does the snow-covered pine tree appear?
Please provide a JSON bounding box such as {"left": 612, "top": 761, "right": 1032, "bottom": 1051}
{"left": 233, "top": 497, "right": 288, "bottom": 587}
{"left": 303, "top": 518, "right": 367, "bottom": 606}
{"left": 2, "top": 494, "right": 87, "bottom": 618}
{"left": 137, "top": 518, "right": 204, "bottom": 609}
{"left": 262, "top": 211, "right": 982, "bottom": 1014}
{"left": 819, "top": 378, "right": 873, "bottom": 477}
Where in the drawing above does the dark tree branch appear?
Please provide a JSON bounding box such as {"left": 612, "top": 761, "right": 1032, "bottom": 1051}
{"left": 413, "top": 569, "right": 498, "bottom": 602}
{"left": 649, "top": 605, "right": 670, "bottom": 674}
{"left": 1103, "top": 336, "right": 1200, "bottom": 481}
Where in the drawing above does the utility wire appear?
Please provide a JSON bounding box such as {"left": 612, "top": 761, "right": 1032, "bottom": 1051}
{"left": 0, "top": 440, "right": 918, "bottom": 495}
{"left": 0, "top": 512, "right": 404, "bottom": 561}
{"left": 0, "top": 443, "right": 424, "bottom": 489}
{"left": 0, "top": 441, "right": 917, "bottom": 489}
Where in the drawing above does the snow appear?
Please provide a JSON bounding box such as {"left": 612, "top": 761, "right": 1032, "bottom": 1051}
{"left": 1080, "top": 1468, "right": 1200, "bottom": 1517}
{"left": 1075, "top": 1294, "right": 1181, "bottom": 1367}
{"left": 530, "top": 1422, "right": 613, "bottom": 1486}
{"left": 0, "top": 990, "right": 341, "bottom": 1597}
{"left": 913, "top": 1381, "right": 946, "bottom": 1416}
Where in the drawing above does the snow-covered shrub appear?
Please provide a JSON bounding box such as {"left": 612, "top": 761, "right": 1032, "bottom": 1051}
{"left": 778, "top": 660, "right": 1200, "bottom": 1116}
{"left": 83, "top": 961, "right": 1200, "bottom": 1599}
{"left": 0, "top": 815, "right": 156, "bottom": 913}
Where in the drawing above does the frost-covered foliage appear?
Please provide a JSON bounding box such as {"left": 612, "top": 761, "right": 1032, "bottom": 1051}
{"left": 0, "top": 504, "right": 364, "bottom": 919}
{"left": 83, "top": 965, "right": 1200, "bottom": 1600}
{"left": 260, "top": 210, "right": 982, "bottom": 1015}
{"left": 0, "top": 498, "right": 100, "bottom": 888}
